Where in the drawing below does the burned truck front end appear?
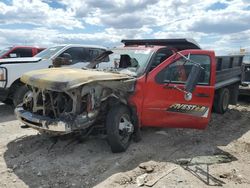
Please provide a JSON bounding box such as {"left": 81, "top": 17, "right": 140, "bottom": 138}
{"left": 15, "top": 68, "right": 135, "bottom": 135}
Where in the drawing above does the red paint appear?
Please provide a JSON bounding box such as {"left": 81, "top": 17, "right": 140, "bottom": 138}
{"left": 129, "top": 49, "right": 216, "bottom": 129}
{"left": 0, "top": 46, "right": 45, "bottom": 59}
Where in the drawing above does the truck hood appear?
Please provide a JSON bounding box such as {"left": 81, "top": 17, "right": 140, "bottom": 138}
{"left": 0, "top": 57, "right": 41, "bottom": 65}
{"left": 21, "top": 68, "right": 133, "bottom": 91}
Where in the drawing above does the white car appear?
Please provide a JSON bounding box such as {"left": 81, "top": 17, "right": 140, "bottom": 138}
{"left": 0, "top": 44, "right": 106, "bottom": 106}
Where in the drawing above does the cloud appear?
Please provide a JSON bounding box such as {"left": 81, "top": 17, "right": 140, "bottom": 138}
{"left": 100, "top": 14, "right": 154, "bottom": 29}
{"left": 61, "top": 0, "right": 159, "bottom": 28}
{"left": 0, "top": 0, "right": 250, "bottom": 55}
{"left": 0, "top": 0, "right": 83, "bottom": 29}
{"left": 66, "top": 0, "right": 159, "bottom": 17}
{"left": 187, "top": 5, "right": 250, "bottom": 34}
{"left": 0, "top": 25, "right": 155, "bottom": 48}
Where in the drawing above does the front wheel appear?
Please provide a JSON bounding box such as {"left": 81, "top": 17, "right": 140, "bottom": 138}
{"left": 13, "top": 85, "right": 30, "bottom": 107}
{"left": 2, "top": 98, "right": 13, "bottom": 105}
{"left": 106, "top": 105, "right": 134, "bottom": 153}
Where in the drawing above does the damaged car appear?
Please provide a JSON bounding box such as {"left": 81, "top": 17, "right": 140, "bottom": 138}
{"left": 16, "top": 39, "right": 221, "bottom": 153}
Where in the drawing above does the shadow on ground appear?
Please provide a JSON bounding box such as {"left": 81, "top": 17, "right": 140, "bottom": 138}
{"left": 0, "top": 103, "right": 16, "bottom": 123}
{"left": 4, "top": 104, "right": 250, "bottom": 188}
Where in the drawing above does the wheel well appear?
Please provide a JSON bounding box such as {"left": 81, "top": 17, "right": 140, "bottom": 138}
{"left": 107, "top": 96, "right": 139, "bottom": 129}
{"left": 8, "top": 79, "right": 24, "bottom": 99}
{"left": 214, "top": 82, "right": 240, "bottom": 106}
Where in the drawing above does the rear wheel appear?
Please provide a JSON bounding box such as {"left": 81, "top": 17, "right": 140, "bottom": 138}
{"left": 213, "top": 88, "right": 230, "bottom": 114}
{"left": 106, "top": 105, "right": 134, "bottom": 153}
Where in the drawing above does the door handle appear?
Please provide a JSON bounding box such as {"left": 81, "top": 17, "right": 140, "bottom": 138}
{"left": 195, "top": 93, "right": 210, "bottom": 98}
{"left": 163, "top": 85, "right": 184, "bottom": 90}
{"left": 163, "top": 85, "right": 174, "bottom": 89}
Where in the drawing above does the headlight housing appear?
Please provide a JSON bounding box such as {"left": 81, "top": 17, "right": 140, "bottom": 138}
{"left": 0, "top": 67, "right": 7, "bottom": 87}
{"left": 0, "top": 68, "right": 5, "bottom": 81}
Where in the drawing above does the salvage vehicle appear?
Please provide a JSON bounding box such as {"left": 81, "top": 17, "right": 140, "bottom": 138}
{"left": 242, "top": 54, "right": 250, "bottom": 84}
{"left": 216, "top": 54, "right": 250, "bottom": 96}
{"left": 0, "top": 44, "right": 107, "bottom": 106}
{"left": 239, "top": 54, "right": 250, "bottom": 95}
{"left": 15, "top": 39, "right": 243, "bottom": 153}
{"left": 0, "top": 46, "right": 45, "bottom": 59}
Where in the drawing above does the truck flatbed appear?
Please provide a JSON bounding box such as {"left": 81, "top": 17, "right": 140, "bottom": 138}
{"left": 215, "top": 55, "right": 243, "bottom": 89}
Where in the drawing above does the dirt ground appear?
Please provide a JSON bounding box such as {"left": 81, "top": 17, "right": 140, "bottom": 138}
{"left": 1, "top": 98, "right": 250, "bottom": 188}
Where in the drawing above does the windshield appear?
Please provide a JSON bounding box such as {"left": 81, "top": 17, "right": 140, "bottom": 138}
{"left": 97, "top": 48, "right": 154, "bottom": 76}
{"left": 0, "top": 47, "right": 12, "bottom": 57}
{"left": 35, "top": 46, "right": 64, "bottom": 59}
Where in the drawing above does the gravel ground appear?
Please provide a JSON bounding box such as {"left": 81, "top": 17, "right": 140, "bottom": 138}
{"left": 0, "top": 99, "right": 250, "bottom": 188}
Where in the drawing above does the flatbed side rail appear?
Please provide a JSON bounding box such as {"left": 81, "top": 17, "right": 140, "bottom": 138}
{"left": 215, "top": 55, "right": 243, "bottom": 89}
{"left": 216, "top": 67, "right": 242, "bottom": 83}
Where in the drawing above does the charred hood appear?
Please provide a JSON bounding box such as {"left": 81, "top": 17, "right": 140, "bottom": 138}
{"left": 21, "top": 68, "right": 133, "bottom": 91}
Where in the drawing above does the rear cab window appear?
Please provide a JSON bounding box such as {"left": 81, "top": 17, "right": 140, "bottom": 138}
{"left": 8, "top": 48, "right": 33, "bottom": 58}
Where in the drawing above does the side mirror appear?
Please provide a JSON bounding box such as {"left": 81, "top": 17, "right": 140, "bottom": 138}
{"left": 184, "top": 64, "right": 202, "bottom": 100}
{"left": 53, "top": 55, "right": 72, "bottom": 67}
{"left": 62, "top": 53, "right": 72, "bottom": 60}
{"left": 52, "top": 53, "right": 72, "bottom": 67}
{"left": 9, "top": 53, "right": 17, "bottom": 58}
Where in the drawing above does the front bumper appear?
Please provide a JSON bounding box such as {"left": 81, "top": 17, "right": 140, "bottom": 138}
{"left": 0, "top": 87, "right": 9, "bottom": 101}
{"left": 15, "top": 106, "right": 72, "bottom": 134}
{"left": 15, "top": 106, "right": 97, "bottom": 134}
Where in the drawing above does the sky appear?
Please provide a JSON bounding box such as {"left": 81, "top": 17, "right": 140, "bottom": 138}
{"left": 0, "top": 0, "right": 250, "bottom": 55}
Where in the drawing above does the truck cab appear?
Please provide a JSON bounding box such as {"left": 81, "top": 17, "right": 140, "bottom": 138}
{"left": 117, "top": 40, "right": 215, "bottom": 129}
{"left": 0, "top": 46, "right": 45, "bottom": 59}
{"left": 15, "top": 39, "right": 219, "bottom": 153}
{"left": 0, "top": 44, "right": 107, "bottom": 106}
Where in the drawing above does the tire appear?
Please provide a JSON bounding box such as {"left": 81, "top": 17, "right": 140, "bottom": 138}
{"left": 213, "top": 88, "right": 230, "bottom": 114}
{"left": 106, "top": 105, "right": 134, "bottom": 153}
{"left": 2, "top": 98, "right": 13, "bottom": 105}
{"left": 13, "top": 85, "right": 30, "bottom": 107}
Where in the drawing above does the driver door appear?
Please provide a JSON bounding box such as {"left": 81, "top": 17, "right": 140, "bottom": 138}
{"left": 141, "top": 50, "right": 216, "bottom": 129}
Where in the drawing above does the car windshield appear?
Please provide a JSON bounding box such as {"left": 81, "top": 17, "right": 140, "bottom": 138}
{"left": 35, "top": 46, "right": 64, "bottom": 59}
{"left": 0, "top": 47, "right": 12, "bottom": 57}
{"left": 97, "top": 48, "right": 154, "bottom": 76}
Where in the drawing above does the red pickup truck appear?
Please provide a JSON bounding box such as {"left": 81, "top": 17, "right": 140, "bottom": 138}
{"left": 0, "top": 46, "right": 45, "bottom": 59}
{"left": 15, "top": 39, "right": 242, "bottom": 153}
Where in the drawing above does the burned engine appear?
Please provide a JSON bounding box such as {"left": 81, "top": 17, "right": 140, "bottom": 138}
{"left": 16, "top": 79, "right": 135, "bottom": 134}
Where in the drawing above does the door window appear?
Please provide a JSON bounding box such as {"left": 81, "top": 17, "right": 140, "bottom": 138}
{"left": 60, "top": 47, "right": 90, "bottom": 64}
{"left": 149, "top": 48, "right": 173, "bottom": 72}
{"left": 60, "top": 47, "right": 106, "bottom": 64}
{"left": 87, "top": 48, "right": 107, "bottom": 61}
{"left": 156, "top": 54, "right": 211, "bottom": 85}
